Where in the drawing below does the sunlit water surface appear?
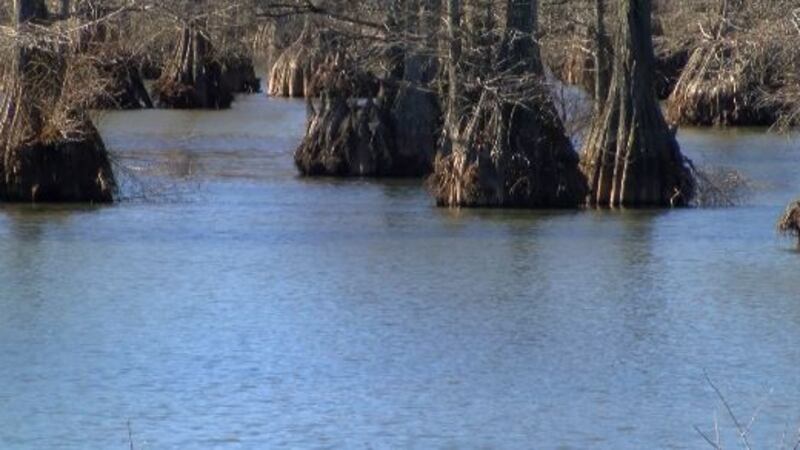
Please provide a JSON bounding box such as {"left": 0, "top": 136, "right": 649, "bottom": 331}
{"left": 1, "top": 91, "right": 800, "bottom": 449}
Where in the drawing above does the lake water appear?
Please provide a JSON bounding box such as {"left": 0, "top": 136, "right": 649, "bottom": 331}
{"left": 1, "top": 92, "right": 800, "bottom": 449}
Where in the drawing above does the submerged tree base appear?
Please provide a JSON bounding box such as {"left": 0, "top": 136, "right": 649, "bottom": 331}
{"left": 152, "top": 56, "right": 237, "bottom": 110}
{"left": 151, "top": 26, "right": 239, "bottom": 110}
{"left": 1, "top": 122, "right": 115, "bottom": 203}
{"left": 295, "top": 83, "right": 437, "bottom": 177}
{"left": 431, "top": 93, "right": 587, "bottom": 209}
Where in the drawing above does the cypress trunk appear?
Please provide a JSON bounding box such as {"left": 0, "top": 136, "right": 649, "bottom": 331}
{"left": 430, "top": 0, "right": 586, "bottom": 208}
{"left": 390, "top": 0, "right": 442, "bottom": 175}
{"left": 153, "top": 23, "right": 234, "bottom": 109}
{"left": 0, "top": 0, "right": 115, "bottom": 203}
{"left": 294, "top": 1, "right": 438, "bottom": 177}
{"left": 593, "top": 0, "right": 611, "bottom": 108}
{"left": 580, "top": 0, "right": 694, "bottom": 207}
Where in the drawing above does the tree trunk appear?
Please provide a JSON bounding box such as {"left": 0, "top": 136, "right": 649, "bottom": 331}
{"left": 593, "top": 0, "right": 611, "bottom": 109}
{"left": 153, "top": 23, "right": 234, "bottom": 109}
{"left": 294, "top": 0, "right": 440, "bottom": 177}
{"left": 431, "top": 0, "right": 586, "bottom": 208}
{"left": 580, "top": 0, "right": 694, "bottom": 207}
{"left": 444, "top": 0, "right": 462, "bottom": 131}
{"left": 14, "top": 0, "right": 49, "bottom": 137}
{"left": 503, "top": 0, "right": 542, "bottom": 74}
{"left": 391, "top": 0, "right": 441, "bottom": 174}
{"left": 1, "top": 0, "right": 114, "bottom": 203}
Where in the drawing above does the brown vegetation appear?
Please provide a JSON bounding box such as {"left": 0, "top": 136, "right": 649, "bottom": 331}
{"left": 5, "top": 0, "right": 798, "bottom": 209}
{"left": 666, "top": 0, "right": 797, "bottom": 127}
{"left": 779, "top": 200, "right": 800, "bottom": 247}
{"left": 541, "top": 0, "right": 687, "bottom": 100}
{"left": 0, "top": 0, "right": 115, "bottom": 203}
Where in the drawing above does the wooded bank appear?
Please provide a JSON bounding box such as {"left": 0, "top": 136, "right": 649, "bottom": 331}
{"left": 1, "top": 0, "right": 799, "bottom": 210}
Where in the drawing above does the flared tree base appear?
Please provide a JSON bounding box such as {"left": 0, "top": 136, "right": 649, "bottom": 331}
{"left": 1, "top": 124, "right": 115, "bottom": 203}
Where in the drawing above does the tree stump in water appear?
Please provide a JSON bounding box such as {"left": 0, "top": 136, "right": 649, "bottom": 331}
{"left": 0, "top": 120, "right": 115, "bottom": 202}
{"left": 295, "top": 78, "right": 435, "bottom": 177}
{"left": 0, "top": 0, "right": 115, "bottom": 203}
{"left": 431, "top": 87, "right": 586, "bottom": 208}
{"left": 431, "top": 0, "right": 586, "bottom": 208}
{"left": 152, "top": 26, "right": 233, "bottom": 109}
{"left": 580, "top": 0, "right": 694, "bottom": 208}
{"left": 293, "top": 29, "right": 436, "bottom": 178}
{"left": 295, "top": 89, "right": 396, "bottom": 176}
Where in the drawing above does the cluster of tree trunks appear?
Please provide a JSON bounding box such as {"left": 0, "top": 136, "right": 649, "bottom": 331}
{"left": 0, "top": 0, "right": 114, "bottom": 203}
{"left": 91, "top": 56, "right": 154, "bottom": 110}
{"left": 294, "top": 0, "right": 695, "bottom": 209}
{"left": 665, "top": 0, "right": 781, "bottom": 126}
{"left": 666, "top": 43, "right": 776, "bottom": 126}
{"left": 71, "top": 2, "right": 154, "bottom": 110}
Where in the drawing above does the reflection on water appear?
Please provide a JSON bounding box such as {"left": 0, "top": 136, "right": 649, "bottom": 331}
{"left": 1, "top": 93, "right": 800, "bottom": 449}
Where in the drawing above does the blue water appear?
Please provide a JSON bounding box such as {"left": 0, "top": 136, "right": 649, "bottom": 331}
{"left": 1, "top": 93, "right": 800, "bottom": 449}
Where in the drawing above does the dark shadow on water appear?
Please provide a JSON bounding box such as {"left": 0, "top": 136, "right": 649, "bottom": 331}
{"left": 0, "top": 204, "right": 104, "bottom": 304}
{"left": 0, "top": 203, "right": 106, "bottom": 237}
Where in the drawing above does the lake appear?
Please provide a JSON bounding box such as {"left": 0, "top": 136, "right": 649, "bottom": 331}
{"left": 1, "top": 91, "right": 800, "bottom": 449}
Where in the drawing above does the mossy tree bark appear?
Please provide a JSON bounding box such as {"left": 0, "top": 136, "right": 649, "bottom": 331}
{"left": 580, "top": 0, "right": 693, "bottom": 207}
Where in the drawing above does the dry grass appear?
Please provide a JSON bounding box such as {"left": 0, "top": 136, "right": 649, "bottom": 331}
{"left": 778, "top": 200, "right": 800, "bottom": 247}
{"left": 666, "top": 0, "right": 798, "bottom": 127}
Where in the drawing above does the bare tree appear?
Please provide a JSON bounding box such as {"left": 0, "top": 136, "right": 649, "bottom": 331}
{"left": 431, "top": 0, "right": 586, "bottom": 208}
{"left": 0, "top": 0, "right": 115, "bottom": 202}
{"left": 580, "top": 0, "right": 694, "bottom": 207}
